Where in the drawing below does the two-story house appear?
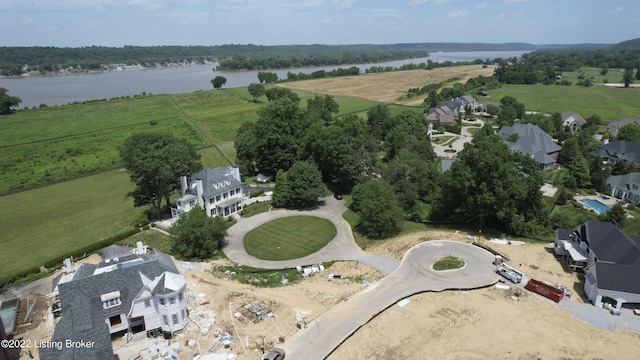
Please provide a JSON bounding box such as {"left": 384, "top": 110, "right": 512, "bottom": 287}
{"left": 561, "top": 110, "right": 586, "bottom": 132}
{"left": 592, "top": 140, "right": 640, "bottom": 167}
{"left": 604, "top": 172, "right": 640, "bottom": 204}
{"left": 555, "top": 221, "right": 640, "bottom": 309}
{"left": 44, "top": 243, "right": 189, "bottom": 360}
{"left": 172, "top": 166, "right": 244, "bottom": 219}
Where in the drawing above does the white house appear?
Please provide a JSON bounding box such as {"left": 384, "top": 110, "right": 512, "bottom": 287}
{"left": 555, "top": 221, "right": 640, "bottom": 309}
{"left": 172, "top": 166, "right": 244, "bottom": 219}
{"left": 561, "top": 110, "right": 586, "bottom": 132}
{"left": 47, "top": 242, "right": 189, "bottom": 360}
{"left": 604, "top": 172, "right": 640, "bottom": 205}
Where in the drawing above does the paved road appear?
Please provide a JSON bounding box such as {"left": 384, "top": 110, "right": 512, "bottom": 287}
{"left": 223, "top": 197, "right": 498, "bottom": 358}
{"left": 223, "top": 196, "right": 399, "bottom": 274}
{"left": 282, "top": 240, "right": 499, "bottom": 359}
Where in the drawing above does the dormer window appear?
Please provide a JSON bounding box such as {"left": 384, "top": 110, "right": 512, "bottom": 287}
{"left": 101, "top": 291, "right": 122, "bottom": 309}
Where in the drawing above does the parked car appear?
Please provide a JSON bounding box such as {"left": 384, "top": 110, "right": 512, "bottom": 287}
{"left": 264, "top": 348, "right": 285, "bottom": 360}
{"left": 334, "top": 193, "right": 343, "bottom": 200}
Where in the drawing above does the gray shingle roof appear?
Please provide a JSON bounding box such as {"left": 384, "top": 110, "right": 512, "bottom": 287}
{"left": 606, "top": 172, "right": 640, "bottom": 190}
{"left": 47, "top": 248, "right": 183, "bottom": 360}
{"left": 579, "top": 221, "right": 640, "bottom": 294}
{"left": 191, "top": 167, "right": 242, "bottom": 198}
{"left": 606, "top": 118, "right": 640, "bottom": 136}
{"left": 498, "top": 124, "right": 560, "bottom": 163}
{"left": 593, "top": 140, "right": 640, "bottom": 165}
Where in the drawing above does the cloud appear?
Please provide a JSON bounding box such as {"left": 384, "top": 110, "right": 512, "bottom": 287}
{"left": 432, "top": 0, "right": 451, "bottom": 5}
{"left": 125, "top": 0, "right": 171, "bottom": 11}
{"left": 503, "top": 0, "right": 532, "bottom": 4}
{"left": 606, "top": 7, "right": 624, "bottom": 16}
{"left": 408, "top": 0, "right": 428, "bottom": 6}
{"left": 332, "top": 0, "right": 357, "bottom": 10}
{"left": 446, "top": 9, "right": 469, "bottom": 19}
{"left": 476, "top": 1, "right": 489, "bottom": 9}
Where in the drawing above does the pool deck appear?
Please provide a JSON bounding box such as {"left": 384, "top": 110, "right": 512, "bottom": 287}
{"left": 574, "top": 193, "right": 620, "bottom": 207}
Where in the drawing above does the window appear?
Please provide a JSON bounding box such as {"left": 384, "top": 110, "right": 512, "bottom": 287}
{"left": 181, "top": 309, "right": 186, "bottom": 321}
{"left": 178, "top": 292, "right": 184, "bottom": 301}
{"left": 144, "top": 299, "right": 151, "bottom": 308}
{"left": 109, "top": 315, "right": 122, "bottom": 326}
{"left": 163, "top": 315, "right": 168, "bottom": 326}
{"left": 230, "top": 189, "right": 234, "bottom": 196}
{"left": 172, "top": 313, "right": 179, "bottom": 325}
{"left": 223, "top": 192, "right": 228, "bottom": 199}
{"left": 237, "top": 187, "right": 241, "bottom": 195}
{"left": 216, "top": 195, "right": 221, "bottom": 202}
{"left": 159, "top": 298, "right": 165, "bottom": 306}
{"left": 102, "top": 297, "right": 121, "bottom": 309}
{"left": 189, "top": 200, "right": 195, "bottom": 206}
{"left": 210, "top": 198, "right": 214, "bottom": 204}
{"left": 169, "top": 297, "right": 176, "bottom": 305}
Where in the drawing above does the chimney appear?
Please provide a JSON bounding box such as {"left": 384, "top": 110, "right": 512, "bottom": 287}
{"left": 180, "top": 175, "right": 188, "bottom": 196}
{"left": 196, "top": 179, "right": 203, "bottom": 197}
{"left": 231, "top": 165, "right": 241, "bottom": 182}
{"left": 63, "top": 257, "right": 75, "bottom": 274}
{"left": 136, "top": 241, "right": 145, "bottom": 255}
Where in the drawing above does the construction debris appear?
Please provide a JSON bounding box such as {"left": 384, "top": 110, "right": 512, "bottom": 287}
{"left": 243, "top": 301, "right": 273, "bottom": 323}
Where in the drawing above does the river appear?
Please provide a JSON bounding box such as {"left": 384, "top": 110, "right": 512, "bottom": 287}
{"left": 0, "top": 51, "right": 528, "bottom": 109}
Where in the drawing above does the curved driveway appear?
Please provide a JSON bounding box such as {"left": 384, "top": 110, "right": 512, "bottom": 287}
{"left": 283, "top": 240, "right": 499, "bottom": 359}
{"left": 223, "top": 198, "right": 499, "bottom": 359}
{"left": 224, "top": 197, "right": 399, "bottom": 274}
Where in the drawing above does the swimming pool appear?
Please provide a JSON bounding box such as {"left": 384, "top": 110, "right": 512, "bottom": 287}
{"left": 580, "top": 198, "right": 612, "bottom": 214}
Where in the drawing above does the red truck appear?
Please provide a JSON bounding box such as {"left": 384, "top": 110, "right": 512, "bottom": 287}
{"left": 525, "top": 279, "right": 565, "bottom": 303}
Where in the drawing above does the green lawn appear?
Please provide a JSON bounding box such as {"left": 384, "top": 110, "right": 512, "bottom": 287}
{"left": 243, "top": 216, "right": 336, "bottom": 260}
{"left": 0, "top": 95, "right": 201, "bottom": 193}
{"left": 118, "top": 229, "right": 172, "bottom": 254}
{"left": 0, "top": 169, "right": 141, "bottom": 278}
{"left": 488, "top": 83, "right": 640, "bottom": 123}
{"left": 433, "top": 256, "right": 465, "bottom": 271}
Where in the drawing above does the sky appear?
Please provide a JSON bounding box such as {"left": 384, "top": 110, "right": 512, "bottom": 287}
{"left": 1, "top": 0, "right": 638, "bottom": 47}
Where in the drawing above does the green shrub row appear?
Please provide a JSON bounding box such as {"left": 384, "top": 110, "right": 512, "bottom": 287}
{"left": 250, "top": 189, "right": 265, "bottom": 198}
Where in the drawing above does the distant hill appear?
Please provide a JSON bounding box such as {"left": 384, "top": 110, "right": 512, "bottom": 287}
{"left": 609, "top": 38, "right": 640, "bottom": 51}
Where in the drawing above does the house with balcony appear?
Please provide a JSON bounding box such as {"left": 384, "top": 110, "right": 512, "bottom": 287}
{"left": 43, "top": 243, "right": 189, "bottom": 359}
{"left": 555, "top": 221, "right": 640, "bottom": 309}
{"left": 604, "top": 172, "right": 640, "bottom": 204}
{"left": 172, "top": 166, "right": 244, "bottom": 219}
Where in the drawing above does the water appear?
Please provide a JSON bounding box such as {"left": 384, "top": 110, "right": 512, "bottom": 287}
{"left": 0, "top": 51, "right": 529, "bottom": 109}
{"left": 580, "top": 199, "right": 611, "bottom": 214}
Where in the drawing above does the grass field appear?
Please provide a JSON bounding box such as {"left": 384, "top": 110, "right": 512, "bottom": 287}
{"left": 243, "top": 216, "right": 337, "bottom": 260}
{"left": 0, "top": 169, "right": 141, "bottom": 277}
{"left": 488, "top": 83, "right": 640, "bottom": 123}
{"left": 276, "top": 65, "right": 496, "bottom": 105}
{"left": 0, "top": 95, "right": 202, "bottom": 193}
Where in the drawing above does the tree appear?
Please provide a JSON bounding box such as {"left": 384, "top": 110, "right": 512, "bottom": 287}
{"left": 558, "top": 135, "right": 580, "bottom": 167}
{"left": 617, "top": 123, "right": 640, "bottom": 142}
{"left": 497, "top": 105, "right": 517, "bottom": 126}
{"left": 247, "top": 83, "right": 265, "bottom": 102}
{"left": 264, "top": 87, "right": 300, "bottom": 103}
{"left": 306, "top": 95, "right": 339, "bottom": 124}
{"left": 271, "top": 161, "right": 325, "bottom": 209}
{"left": 211, "top": 76, "right": 227, "bottom": 89}
{"left": 120, "top": 133, "right": 202, "bottom": 218}
{"left": 301, "top": 116, "right": 372, "bottom": 192}
{"left": 351, "top": 179, "right": 403, "bottom": 239}
{"left": 169, "top": 207, "right": 228, "bottom": 258}
{"left": 569, "top": 155, "right": 591, "bottom": 189}
{"left": 367, "top": 104, "right": 392, "bottom": 141}
{"left": 603, "top": 202, "right": 626, "bottom": 228}
{"left": 432, "top": 133, "right": 545, "bottom": 237}
{"left": 0, "top": 87, "right": 22, "bottom": 114}
{"left": 623, "top": 68, "right": 634, "bottom": 88}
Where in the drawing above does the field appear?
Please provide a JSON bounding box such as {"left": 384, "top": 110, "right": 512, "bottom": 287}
{"left": 277, "top": 65, "right": 496, "bottom": 105}
{"left": 243, "top": 216, "right": 337, "bottom": 260}
{"left": 0, "top": 95, "right": 202, "bottom": 193}
{"left": 488, "top": 83, "right": 640, "bottom": 123}
{"left": 0, "top": 169, "right": 140, "bottom": 278}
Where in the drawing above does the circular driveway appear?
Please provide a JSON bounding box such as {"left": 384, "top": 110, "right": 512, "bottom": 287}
{"left": 223, "top": 198, "right": 499, "bottom": 359}
{"left": 284, "top": 240, "right": 499, "bottom": 359}
{"left": 223, "top": 197, "right": 399, "bottom": 274}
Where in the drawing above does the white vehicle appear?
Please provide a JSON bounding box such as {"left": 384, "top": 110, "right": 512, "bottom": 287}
{"left": 496, "top": 265, "right": 523, "bottom": 284}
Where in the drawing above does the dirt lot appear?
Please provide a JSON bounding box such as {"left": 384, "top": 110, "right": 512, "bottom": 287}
{"left": 11, "top": 230, "right": 640, "bottom": 359}
{"left": 277, "top": 65, "right": 495, "bottom": 105}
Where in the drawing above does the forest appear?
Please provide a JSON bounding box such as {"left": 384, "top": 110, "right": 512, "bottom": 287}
{"left": 0, "top": 42, "right": 541, "bottom": 76}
